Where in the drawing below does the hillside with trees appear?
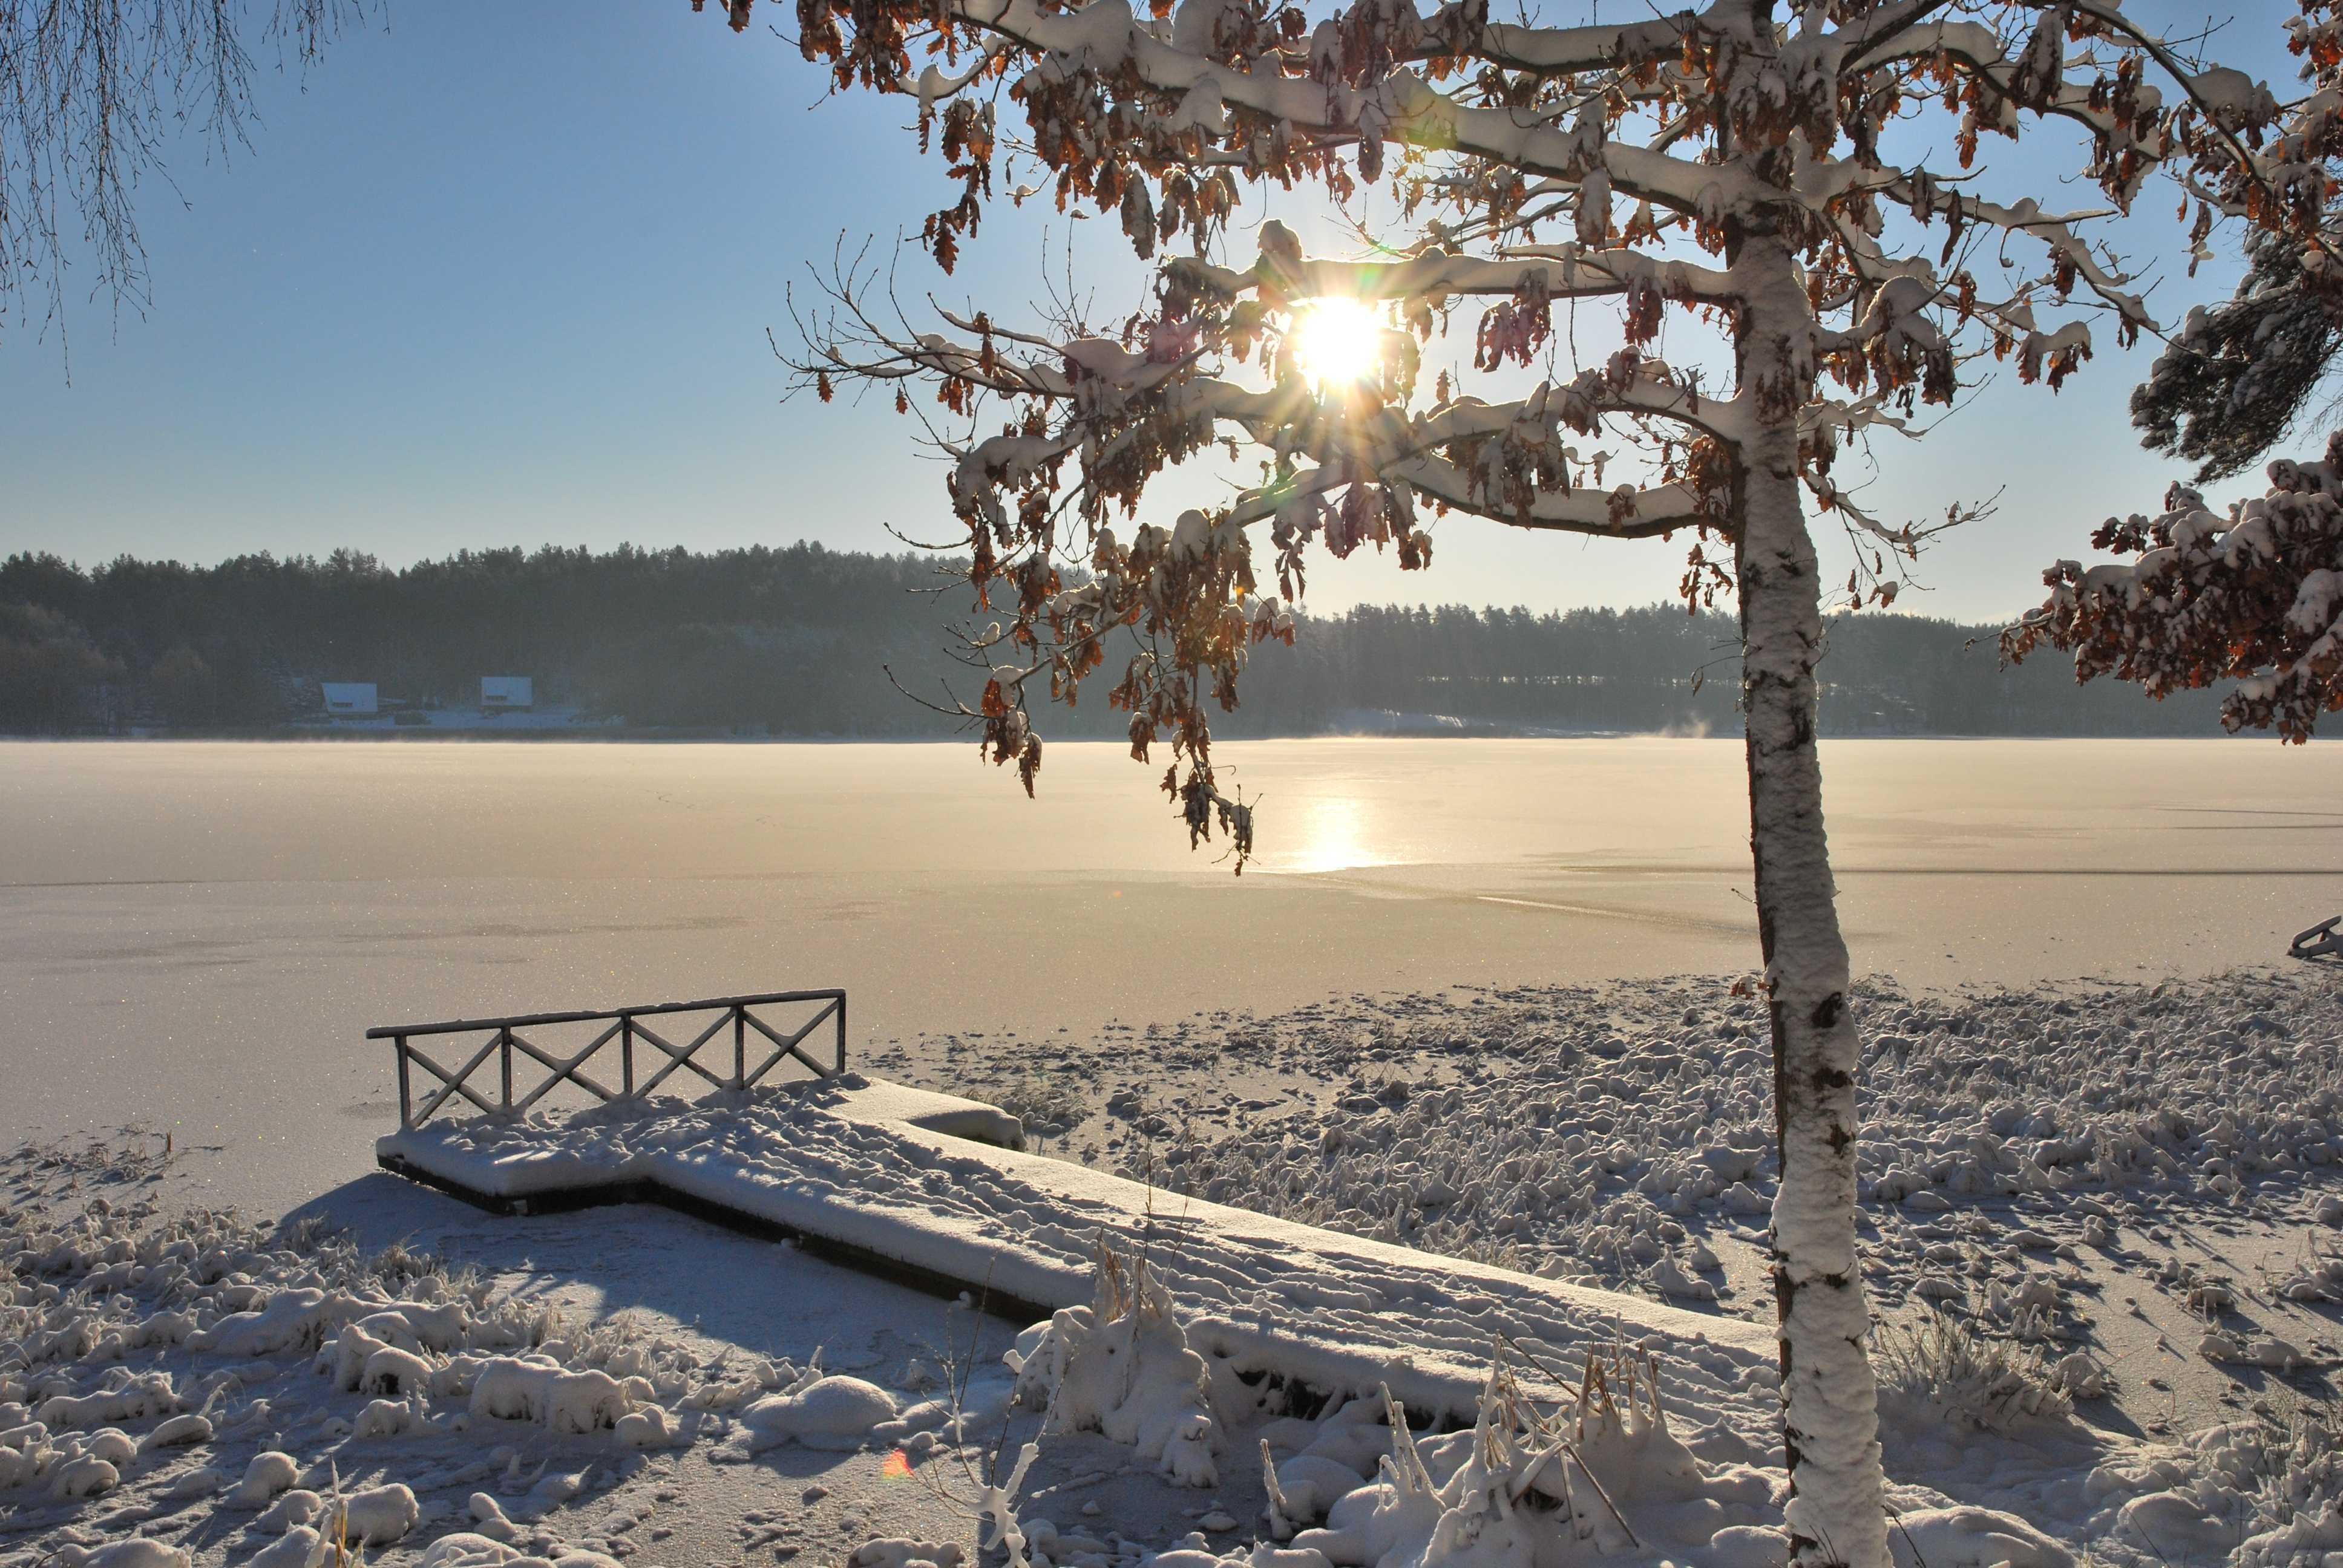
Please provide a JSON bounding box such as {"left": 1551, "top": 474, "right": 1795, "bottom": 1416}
{"left": 0, "top": 543, "right": 2220, "bottom": 738}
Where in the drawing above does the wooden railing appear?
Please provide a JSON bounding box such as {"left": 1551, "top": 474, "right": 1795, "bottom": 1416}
{"left": 367, "top": 990, "right": 847, "bottom": 1129}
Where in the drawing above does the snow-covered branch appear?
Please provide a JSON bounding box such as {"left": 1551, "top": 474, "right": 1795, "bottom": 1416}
{"left": 942, "top": 0, "right": 1747, "bottom": 214}
{"left": 2008, "top": 434, "right": 2343, "bottom": 742}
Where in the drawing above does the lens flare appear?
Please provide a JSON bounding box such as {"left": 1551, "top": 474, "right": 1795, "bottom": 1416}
{"left": 1291, "top": 298, "right": 1381, "bottom": 389}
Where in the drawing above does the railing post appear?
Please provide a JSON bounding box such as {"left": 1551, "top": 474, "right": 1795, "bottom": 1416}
{"left": 621, "top": 1016, "right": 634, "bottom": 1098}
{"left": 733, "top": 1006, "right": 747, "bottom": 1089}
{"left": 396, "top": 1037, "right": 412, "bottom": 1127}
{"left": 835, "top": 994, "right": 847, "bottom": 1076}
{"left": 499, "top": 1027, "right": 514, "bottom": 1112}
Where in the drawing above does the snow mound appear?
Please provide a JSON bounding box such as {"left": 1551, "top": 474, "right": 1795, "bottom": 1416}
{"left": 419, "top": 1538, "right": 624, "bottom": 1568}
{"left": 52, "top": 1543, "right": 193, "bottom": 1568}
{"left": 1009, "top": 1241, "right": 1222, "bottom": 1486}
{"left": 729, "top": 1373, "right": 900, "bottom": 1454}
{"left": 848, "top": 1539, "right": 966, "bottom": 1568}
{"left": 468, "top": 1357, "right": 635, "bottom": 1432}
{"left": 334, "top": 1480, "right": 421, "bottom": 1544}
{"left": 1890, "top": 1505, "right": 2076, "bottom": 1568}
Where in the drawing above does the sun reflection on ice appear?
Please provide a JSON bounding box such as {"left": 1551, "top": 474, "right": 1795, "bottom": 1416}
{"left": 1270, "top": 795, "right": 1391, "bottom": 875}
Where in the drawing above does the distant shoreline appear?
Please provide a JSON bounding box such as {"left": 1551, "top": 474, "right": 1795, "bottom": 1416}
{"left": 4, "top": 547, "right": 2229, "bottom": 742}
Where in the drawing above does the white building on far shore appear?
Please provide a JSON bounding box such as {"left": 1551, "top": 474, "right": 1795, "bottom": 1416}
{"left": 480, "top": 676, "right": 534, "bottom": 711}
{"left": 320, "top": 682, "right": 378, "bottom": 716}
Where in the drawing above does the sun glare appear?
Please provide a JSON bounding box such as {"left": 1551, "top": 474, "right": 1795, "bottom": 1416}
{"left": 1266, "top": 793, "right": 1394, "bottom": 875}
{"left": 1291, "top": 298, "right": 1381, "bottom": 390}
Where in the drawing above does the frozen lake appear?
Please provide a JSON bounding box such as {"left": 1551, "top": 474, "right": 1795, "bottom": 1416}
{"left": 6, "top": 736, "right": 2342, "bottom": 1212}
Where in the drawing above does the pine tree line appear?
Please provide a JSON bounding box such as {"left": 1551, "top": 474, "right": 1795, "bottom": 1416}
{"left": 0, "top": 544, "right": 2221, "bottom": 737}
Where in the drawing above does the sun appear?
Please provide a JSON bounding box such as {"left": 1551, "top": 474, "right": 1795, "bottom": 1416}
{"left": 1290, "top": 298, "right": 1382, "bottom": 390}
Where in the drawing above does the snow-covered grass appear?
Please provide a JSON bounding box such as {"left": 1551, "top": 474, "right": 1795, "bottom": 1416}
{"left": 1870, "top": 1312, "right": 2070, "bottom": 1433}
{"left": 864, "top": 967, "right": 2343, "bottom": 1566}
{"left": 1073, "top": 969, "right": 2343, "bottom": 1304}
{"left": 957, "top": 1071, "right": 1090, "bottom": 1146}
{"left": 2226, "top": 1400, "right": 2343, "bottom": 1566}
{"left": 0, "top": 1136, "right": 794, "bottom": 1568}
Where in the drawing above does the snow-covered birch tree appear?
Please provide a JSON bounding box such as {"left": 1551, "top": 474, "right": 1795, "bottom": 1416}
{"left": 733, "top": 0, "right": 2320, "bottom": 1558}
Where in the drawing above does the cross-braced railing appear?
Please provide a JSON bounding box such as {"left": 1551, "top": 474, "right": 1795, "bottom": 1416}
{"left": 367, "top": 990, "right": 847, "bottom": 1129}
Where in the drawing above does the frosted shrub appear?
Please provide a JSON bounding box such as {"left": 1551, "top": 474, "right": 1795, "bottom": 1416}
{"left": 1872, "top": 1313, "right": 2070, "bottom": 1434}
{"left": 2235, "top": 1406, "right": 2343, "bottom": 1568}
{"left": 1008, "top": 1242, "right": 1221, "bottom": 1486}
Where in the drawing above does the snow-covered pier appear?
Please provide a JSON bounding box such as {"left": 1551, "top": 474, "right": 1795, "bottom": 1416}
{"left": 375, "top": 1075, "right": 1778, "bottom": 1432}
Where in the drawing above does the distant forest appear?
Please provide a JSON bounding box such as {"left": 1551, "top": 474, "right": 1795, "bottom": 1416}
{"left": 0, "top": 543, "right": 2227, "bottom": 738}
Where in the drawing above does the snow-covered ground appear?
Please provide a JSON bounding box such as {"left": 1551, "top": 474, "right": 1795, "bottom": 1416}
{"left": 15, "top": 965, "right": 2343, "bottom": 1568}
{"left": 0, "top": 1132, "right": 1248, "bottom": 1568}
{"left": 0, "top": 1122, "right": 2089, "bottom": 1568}
{"left": 869, "top": 965, "right": 2343, "bottom": 1564}
{"left": 372, "top": 1076, "right": 1775, "bottom": 1434}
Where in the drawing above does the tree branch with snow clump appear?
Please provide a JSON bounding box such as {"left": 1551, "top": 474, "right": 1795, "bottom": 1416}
{"left": 713, "top": 0, "right": 2324, "bottom": 1561}
{"left": 2007, "top": 433, "right": 2343, "bottom": 742}
{"left": 2132, "top": 230, "right": 2343, "bottom": 483}
{"left": 2126, "top": 5, "right": 2343, "bottom": 482}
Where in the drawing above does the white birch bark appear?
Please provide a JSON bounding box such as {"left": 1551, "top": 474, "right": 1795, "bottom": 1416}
{"left": 1734, "top": 233, "right": 1892, "bottom": 1568}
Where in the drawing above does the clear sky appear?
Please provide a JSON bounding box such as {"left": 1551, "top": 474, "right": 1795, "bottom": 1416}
{"left": 0, "top": 2, "right": 2302, "bottom": 622}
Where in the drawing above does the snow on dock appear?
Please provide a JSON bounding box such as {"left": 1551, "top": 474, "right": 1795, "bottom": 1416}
{"left": 376, "top": 1075, "right": 1778, "bottom": 1432}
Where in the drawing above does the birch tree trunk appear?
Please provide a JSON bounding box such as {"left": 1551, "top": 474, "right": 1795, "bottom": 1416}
{"left": 1735, "top": 235, "right": 1892, "bottom": 1568}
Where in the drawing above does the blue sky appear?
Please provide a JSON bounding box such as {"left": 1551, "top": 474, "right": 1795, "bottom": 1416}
{"left": 0, "top": 2, "right": 2304, "bottom": 621}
